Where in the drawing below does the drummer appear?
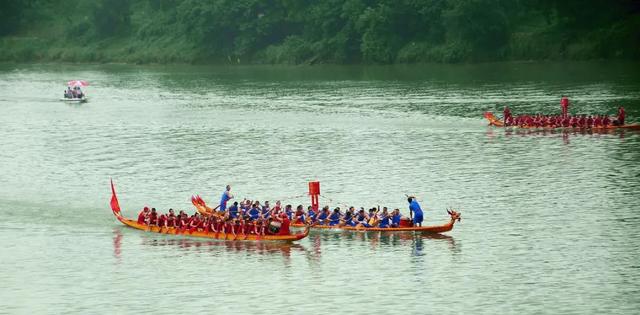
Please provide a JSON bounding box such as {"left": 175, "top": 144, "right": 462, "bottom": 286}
{"left": 218, "top": 185, "right": 233, "bottom": 212}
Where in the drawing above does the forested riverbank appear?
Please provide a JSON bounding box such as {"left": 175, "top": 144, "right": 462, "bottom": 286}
{"left": 1, "top": 0, "right": 639, "bottom": 64}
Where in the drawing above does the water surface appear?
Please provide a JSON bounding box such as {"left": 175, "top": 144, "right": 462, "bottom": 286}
{"left": 0, "top": 62, "right": 639, "bottom": 314}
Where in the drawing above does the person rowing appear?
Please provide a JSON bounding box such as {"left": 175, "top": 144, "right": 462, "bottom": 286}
{"left": 293, "top": 205, "right": 306, "bottom": 224}
{"left": 354, "top": 208, "right": 371, "bottom": 228}
{"left": 316, "top": 206, "right": 330, "bottom": 225}
{"left": 149, "top": 208, "right": 158, "bottom": 226}
{"left": 228, "top": 201, "right": 239, "bottom": 219}
{"left": 390, "top": 208, "right": 402, "bottom": 227}
{"left": 247, "top": 203, "right": 261, "bottom": 221}
{"left": 378, "top": 207, "right": 390, "bottom": 228}
{"left": 218, "top": 185, "right": 233, "bottom": 212}
{"left": 408, "top": 196, "right": 424, "bottom": 227}
{"left": 306, "top": 206, "right": 317, "bottom": 224}
{"left": 342, "top": 207, "right": 355, "bottom": 226}
{"left": 328, "top": 207, "right": 342, "bottom": 226}
{"left": 167, "top": 209, "right": 176, "bottom": 228}
{"left": 137, "top": 207, "right": 149, "bottom": 224}
{"left": 367, "top": 208, "right": 379, "bottom": 227}
{"left": 284, "top": 204, "right": 293, "bottom": 220}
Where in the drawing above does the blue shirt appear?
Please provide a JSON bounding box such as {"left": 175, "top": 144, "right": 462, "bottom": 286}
{"left": 391, "top": 214, "right": 401, "bottom": 225}
{"left": 228, "top": 205, "right": 238, "bottom": 218}
{"left": 220, "top": 191, "right": 231, "bottom": 207}
{"left": 409, "top": 200, "right": 423, "bottom": 216}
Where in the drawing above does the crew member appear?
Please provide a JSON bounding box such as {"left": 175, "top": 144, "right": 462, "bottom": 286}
{"left": 218, "top": 185, "right": 233, "bottom": 212}
{"left": 616, "top": 107, "right": 625, "bottom": 125}
{"left": 137, "top": 207, "right": 149, "bottom": 224}
{"left": 560, "top": 96, "right": 569, "bottom": 118}
{"left": 503, "top": 106, "right": 512, "bottom": 125}
{"left": 408, "top": 196, "right": 424, "bottom": 227}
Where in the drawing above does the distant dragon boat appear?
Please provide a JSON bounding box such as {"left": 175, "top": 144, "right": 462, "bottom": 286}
{"left": 484, "top": 112, "right": 640, "bottom": 130}
{"left": 109, "top": 181, "right": 310, "bottom": 242}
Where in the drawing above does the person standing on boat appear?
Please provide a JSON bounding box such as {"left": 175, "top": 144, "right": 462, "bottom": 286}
{"left": 503, "top": 106, "right": 512, "bottom": 126}
{"left": 615, "top": 107, "right": 625, "bottom": 126}
{"left": 408, "top": 196, "right": 424, "bottom": 227}
{"left": 560, "top": 96, "right": 569, "bottom": 118}
{"left": 219, "top": 185, "right": 233, "bottom": 212}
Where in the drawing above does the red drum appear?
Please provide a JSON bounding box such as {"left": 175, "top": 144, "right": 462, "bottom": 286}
{"left": 268, "top": 221, "right": 281, "bottom": 234}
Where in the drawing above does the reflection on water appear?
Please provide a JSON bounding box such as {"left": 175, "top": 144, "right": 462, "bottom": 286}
{"left": 113, "top": 227, "right": 308, "bottom": 260}
{"left": 502, "top": 127, "right": 629, "bottom": 140}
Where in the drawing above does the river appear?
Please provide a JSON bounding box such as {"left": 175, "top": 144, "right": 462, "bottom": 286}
{"left": 0, "top": 62, "right": 639, "bottom": 314}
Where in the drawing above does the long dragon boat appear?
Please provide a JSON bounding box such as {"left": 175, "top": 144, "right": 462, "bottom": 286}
{"left": 190, "top": 194, "right": 460, "bottom": 234}
{"left": 484, "top": 112, "right": 640, "bottom": 130}
{"left": 109, "top": 181, "right": 309, "bottom": 242}
{"left": 289, "top": 210, "right": 461, "bottom": 233}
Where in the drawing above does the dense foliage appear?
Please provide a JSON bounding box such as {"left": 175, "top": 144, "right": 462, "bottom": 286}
{"left": 1, "top": 0, "right": 639, "bottom": 64}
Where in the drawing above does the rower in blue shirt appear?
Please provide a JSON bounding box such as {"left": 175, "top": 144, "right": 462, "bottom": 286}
{"left": 328, "top": 208, "right": 342, "bottom": 226}
{"left": 228, "top": 202, "right": 239, "bottom": 219}
{"left": 378, "top": 207, "right": 390, "bottom": 228}
{"left": 408, "top": 196, "right": 424, "bottom": 226}
{"left": 390, "top": 208, "right": 402, "bottom": 227}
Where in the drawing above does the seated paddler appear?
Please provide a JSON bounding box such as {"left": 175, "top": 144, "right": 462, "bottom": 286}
{"left": 378, "top": 207, "right": 390, "bottom": 228}
{"left": 328, "top": 207, "right": 342, "bottom": 226}
{"left": 354, "top": 208, "right": 371, "bottom": 228}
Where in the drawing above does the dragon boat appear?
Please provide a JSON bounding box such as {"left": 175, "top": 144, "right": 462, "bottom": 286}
{"left": 484, "top": 112, "right": 640, "bottom": 130}
{"left": 192, "top": 195, "right": 461, "bottom": 234}
{"left": 289, "top": 210, "right": 461, "bottom": 233}
{"left": 109, "top": 181, "right": 309, "bottom": 242}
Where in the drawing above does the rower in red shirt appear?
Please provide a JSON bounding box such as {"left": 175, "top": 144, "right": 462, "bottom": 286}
{"left": 158, "top": 213, "right": 167, "bottom": 228}
{"left": 167, "top": 209, "right": 177, "bottom": 228}
{"left": 593, "top": 115, "right": 602, "bottom": 127}
{"left": 586, "top": 116, "right": 594, "bottom": 128}
{"left": 149, "top": 208, "right": 158, "bottom": 225}
{"left": 560, "top": 96, "right": 569, "bottom": 118}
{"left": 137, "top": 207, "right": 150, "bottom": 224}
{"left": 603, "top": 115, "right": 611, "bottom": 127}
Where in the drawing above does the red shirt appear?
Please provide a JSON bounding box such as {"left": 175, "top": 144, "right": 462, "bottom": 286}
{"left": 278, "top": 217, "right": 291, "bottom": 235}
{"left": 149, "top": 212, "right": 158, "bottom": 224}
{"left": 167, "top": 214, "right": 176, "bottom": 227}
{"left": 137, "top": 211, "right": 147, "bottom": 224}
{"left": 561, "top": 97, "right": 569, "bottom": 108}
{"left": 158, "top": 215, "right": 167, "bottom": 226}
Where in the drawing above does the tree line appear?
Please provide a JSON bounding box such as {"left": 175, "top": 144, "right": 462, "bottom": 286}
{"left": 1, "top": 0, "right": 639, "bottom": 64}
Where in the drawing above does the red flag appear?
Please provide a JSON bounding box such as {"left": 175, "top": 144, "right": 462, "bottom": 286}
{"left": 110, "top": 179, "right": 121, "bottom": 213}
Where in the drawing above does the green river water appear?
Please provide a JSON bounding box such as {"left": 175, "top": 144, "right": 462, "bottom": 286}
{"left": 0, "top": 62, "right": 639, "bottom": 314}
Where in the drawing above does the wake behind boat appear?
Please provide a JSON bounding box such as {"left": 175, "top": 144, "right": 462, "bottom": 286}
{"left": 109, "top": 180, "right": 310, "bottom": 242}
